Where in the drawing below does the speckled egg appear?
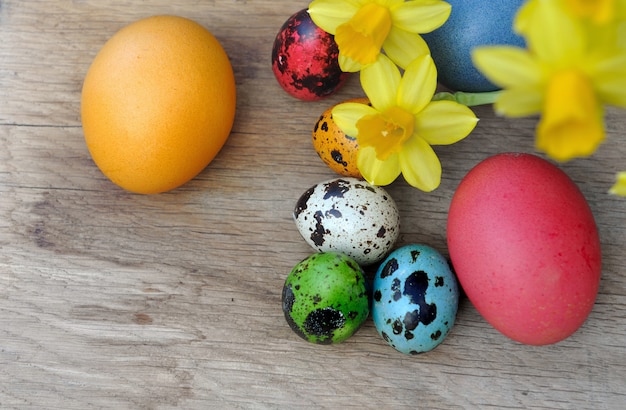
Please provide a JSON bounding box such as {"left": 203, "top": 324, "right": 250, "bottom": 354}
{"left": 312, "top": 98, "right": 369, "bottom": 178}
{"left": 293, "top": 177, "right": 400, "bottom": 266}
{"left": 282, "top": 252, "right": 370, "bottom": 344}
{"left": 372, "top": 244, "right": 460, "bottom": 354}
{"left": 271, "top": 9, "right": 350, "bottom": 101}
{"left": 422, "top": 0, "right": 525, "bottom": 92}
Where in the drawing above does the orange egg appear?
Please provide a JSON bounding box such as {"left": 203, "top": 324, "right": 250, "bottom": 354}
{"left": 81, "top": 15, "right": 236, "bottom": 194}
{"left": 312, "top": 98, "right": 370, "bottom": 178}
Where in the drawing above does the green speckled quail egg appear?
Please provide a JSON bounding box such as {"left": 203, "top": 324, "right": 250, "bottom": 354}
{"left": 282, "top": 252, "right": 369, "bottom": 344}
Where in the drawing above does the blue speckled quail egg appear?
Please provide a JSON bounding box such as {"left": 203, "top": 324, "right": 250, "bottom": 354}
{"left": 372, "top": 244, "right": 459, "bottom": 354}
{"left": 293, "top": 177, "right": 400, "bottom": 266}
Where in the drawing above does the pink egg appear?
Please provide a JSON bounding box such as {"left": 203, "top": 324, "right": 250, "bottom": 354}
{"left": 271, "top": 9, "right": 350, "bottom": 101}
{"left": 447, "top": 153, "right": 601, "bottom": 345}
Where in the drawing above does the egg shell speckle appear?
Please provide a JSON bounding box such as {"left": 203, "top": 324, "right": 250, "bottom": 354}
{"left": 282, "top": 252, "right": 370, "bottom": 344}
{"left": 271, "top": 9, "right": 349, "bottom": 101}
{"left": 372, "top": 244, "right": 460, "bottom": 354}
{"left": 312, "top": 98, "right": 369, "bottom": 178}
{"left": 293, "top": 177, "right": 400, "bottom": 266}
{"left": 422, "top": 0, "right": 525, "bottom": 92}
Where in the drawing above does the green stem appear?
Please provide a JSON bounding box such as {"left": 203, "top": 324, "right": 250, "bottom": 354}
{"left": 432, "top": 90, "right": 501, "bottom": 107}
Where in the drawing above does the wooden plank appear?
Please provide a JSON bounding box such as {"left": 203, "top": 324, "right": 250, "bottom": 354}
{"left": 1, "top": 1, "right": 625, "bottom": 408}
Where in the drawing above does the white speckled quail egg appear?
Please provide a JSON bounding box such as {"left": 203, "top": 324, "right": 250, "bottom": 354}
{"left": 293, "top": 177, "right": 400, "bottom": 266}
{"left": 372, "top": 244, "right": 460, "bottom": 354}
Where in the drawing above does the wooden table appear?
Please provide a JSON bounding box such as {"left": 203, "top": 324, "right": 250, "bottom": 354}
{"left": 1, "top": 1, "right": 625, "bottom": 408}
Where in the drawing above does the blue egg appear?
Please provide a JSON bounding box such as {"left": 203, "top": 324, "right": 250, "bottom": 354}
{"left": 422, "top": 0, "right": 526, "bottom": 92}
{"left": 372, "top": 244, "right": 459, "bottom": 354}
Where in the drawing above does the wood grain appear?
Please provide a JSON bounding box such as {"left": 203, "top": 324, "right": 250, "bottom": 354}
{"left": 1, "top": 1, "right": 625, "bottom": 408}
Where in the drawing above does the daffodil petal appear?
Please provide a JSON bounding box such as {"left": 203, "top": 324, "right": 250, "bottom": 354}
{"left": 598, "top": 78, "right": 626, "bottom": 108}
{"left": 494, "top": 88, "right": 543, "bottom": 117}
{"left": 587, "top": 23, "right": 621, "bottom": 53}
{"left": 609, "top": 171, "right": 626, "bottom": 196}
{"left": 397, "top": 54, "right": 437, "bottom": 114}
{"left": 378, "top": 0, "right": 404, "bottom": 7}
{"left": 416, "top": 101, "right": 478, "bottom": 145}
{"left": 307, "top": 0, "right": 361, "bottom": 34}
{"left": 472, "top": 46, "right": 543, "bottom": 88}
{"left": 398, "top": 137, "right": 442, "bottom": 192}
{"left": 357, "top": 146, "right": 401, "bottom": 186}
{"left": 564, "top": 0, "right": 615, "bottom": 24}
{"left": 522, "top": 0, "right": 586, "bottom": 63}
{"left": 513, "top": 0, "right": 536, "bottom": 35}
{"left": 618, "top": 22, "right": 626, "bottom": 49}
{"left": 617, "top": 0, "right": 626, "bottom": 19}
{"left": 383, "top": 26, "right": 431, "bottom": 69}
{"left": 339, "top": 53, "right": 364, "bottom": 72}
{"left": 391, "top": 0, "right": 451, "bottom": 33}
{"left": 332, "top": 102, "right": 379, "bottom": 137}
{"left": 360, "top": 54, "right": 401, "bottom": 110}
{"left": 594, "top": 54, "right": 626, "bottom": 108}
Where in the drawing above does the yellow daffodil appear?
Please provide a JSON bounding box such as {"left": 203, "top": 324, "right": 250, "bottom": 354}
{"left": 565, "top": 0, "right": 615, "bottom": 24}
{"left": 557, "top": 0, "right": 626, "bottom": 24}
{"left": 307, "top": 0, "right": 451, "bottom": 72}
{"left": 609, "top": 171, "right": 626, "bottom": 196}
{"left": 331, "top": 54, "right": 478, "bottom": 191}
{"left": 472, "top": 0, "right": 626, "bottom": 162}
